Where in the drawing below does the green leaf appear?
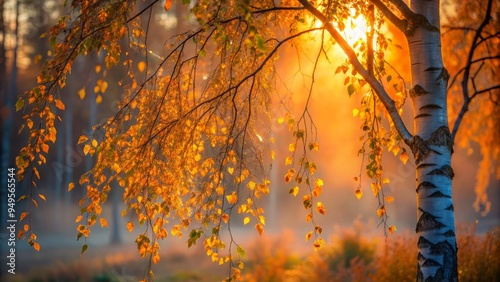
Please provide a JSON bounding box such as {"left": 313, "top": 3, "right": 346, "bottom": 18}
{"left": 237, "top": 245, "right": 246, "bottom": 257}
{"left": 182, "top": 0, "right": 190, "bottom": 4}
{"left": 81, "top": 244, "right": 88, "bottom": 254}
{"left": 347, "top": 84, "right": 355, "bottom": 96}
{"left": 256, "top": 35, "right": 266, "bottom": 51}
{"left": 199, "top": 49, "right": 206, "bottom": 58}
{"left": 15, "top": 99, "right": 24, "bottom": 111}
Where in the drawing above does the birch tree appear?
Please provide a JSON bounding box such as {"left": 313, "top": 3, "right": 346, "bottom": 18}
{"left": 16, "top": 0, "right": 498, "bottom": 281}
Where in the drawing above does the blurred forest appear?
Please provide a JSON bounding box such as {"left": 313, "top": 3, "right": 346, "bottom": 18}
{"left": 0, "top": 0, "right": 498, "bottom": 281}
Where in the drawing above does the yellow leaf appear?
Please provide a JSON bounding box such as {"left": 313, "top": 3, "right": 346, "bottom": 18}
{"left": 288, "top": 143, "right": 296, "bottom": 152}
{"left": 277, "top": 117, "right": 284, "bottom": 124}
{"left": 315, "top": 178, "right": 324, "bottom": 187}
{"left": 255, "top": 223, "right": 264, "bottom": 236}
{"left": 226, "top": 192, "right": 238, "bottom": 204}
{"left": 137, "top": 61, "right": 146, "bottom": 72}
{"left": 55, "top": 99, "right": 65, "bottom": 110}
{"left": 352, "top": 108, "right": 360, "bottom": 117}
{"left": 243, "top": 217, "right": 250, "bottom": 225}
{"left": 227, "top": 167, "right": 234, "bottom": 175}
{"left": 247, "top": 181, "right": 256, "bottom": 190}
{"left": 83, "top": 144, "right": 90, "bottom": 155}
{"left": 68, "top": 182, "right": 75, "bottom": 191}
{"left": 38, "top": 193, "right": 46, "bottom": 201}
{"left": 313, "top": 237, "right": 325, "bottom": 251}
{"left": 95, "top": 65, "right": 101, "bottom": 73}
{"left": 306, "top": 231, "right": 313, "bottom": 242}
{"left": 285, "top": 156, "right": 293, "bottom": 166}
{"left": 289, "top": 186, "right": 299, "bottom": 197}
{"left": 78, "top": 88, "right": 86, "bottom": 100}
{"left": 258, "top": 215, "right": 266, "bottom": 225}
{"left": 75, "top": 215, "right": 82, "bottom": 223}
{"left": 270, "top": 150, "right": 275, "bottom": 160}
{"left": 100, "top": 218, "right": 108, "bottom": 228}
{"left": 385, "top": 196, "right": 394, "bottom": 203}
{"left": 127, "top": 222, "right": 134, "bottom": 232}
{"left": 316, "top": 202, "right": 326, "bottom": 215}
{"left": 33, "top": 243, "right": 40, "bottom": 251}
{"left": 91, "top": 139, "right": 98, "bottom": 147}
{"left": 95, "top": 94, "right": 103, "bottom": 104}
{"left": 355, "top": 189, "right": 363, "bottom": 199}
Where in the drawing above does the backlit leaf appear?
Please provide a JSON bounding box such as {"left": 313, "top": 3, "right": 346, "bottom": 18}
{"left": 68, "top": 182, "right": 75, "bottom": 191}
{"left": 33, "top": 243, "right": 40, "bottom": 251}
{"left": 255, "top": 223, "right": 264, "bottom": 236}
{"left": 78, "top": 88, "right": 86, "bottom": 100}
{"left": 55, "top": 99, "right": 65, "bottom": 110}
{"left": 243, "top": 217, "right": 250, "bottom": 225}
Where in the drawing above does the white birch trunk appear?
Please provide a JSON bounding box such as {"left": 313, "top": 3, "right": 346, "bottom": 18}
{"left": 407, "top": 1, "right": 458, "bottom": 281}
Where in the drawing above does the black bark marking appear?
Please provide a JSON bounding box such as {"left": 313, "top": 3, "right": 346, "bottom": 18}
{"left": 422, "top": 258, "right": 442, "bottom": 267}
{"left": 418, "top": 252, "right": 426, "bottom": 261}
{"left": 416, "top": 210, "right": 446, "bottom": 232}
{"left": 445, "top": 204, "right": 454, "bottom": 211}
{"left": 418, "top": 236, "right": 434, "bottom": 248}
{"left": 411, "top": 126, "right": 452, "bottom": 165}
{"left": 420, "top": 104, "right": 442, "bottom": 111}
{"left": 430, "top": 241, "right": 458, "bottom": 281}
{"left": 417, "top": 163, "right": 437, "bottom": 170}
{"left": 427, "top": 126, "right": 453, "bottom": 152}
{"left": 416, "top": 181, "right": 437, "bottom": 193}
{"left": 436, "top": 67, "right": 450, "bottom": 84}
{"left": 427, "top": 191, "right": 452, "bottom": 198}
{"left": 415, "top": 113, "right": 432, "bottom": 119}
{"left": 425, "top": 67, "right": 441, "bottom": 72}
{"left": 427, "top": 165, "right": 455, "bottom": 179}
{"left": 410, "top": 85, "right": 430, "bottom": 97}
{"left": 441, "top": 230, "right": 455, "bottom": 237}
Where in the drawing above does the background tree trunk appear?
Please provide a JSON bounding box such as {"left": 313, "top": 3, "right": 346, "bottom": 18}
{"left": 407, "top": 1, "right": 458, "bottom": 281}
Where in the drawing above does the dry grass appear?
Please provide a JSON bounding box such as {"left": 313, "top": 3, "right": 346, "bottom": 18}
{"left": 242, "top": 226, "right": 500, "bottom": 282}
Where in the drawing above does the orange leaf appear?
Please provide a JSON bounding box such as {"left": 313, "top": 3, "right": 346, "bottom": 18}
{"left": 127, "top": 222, "right": 134, "bottom": 232}
{"left": 385, "top": 196, "right": 394, "bottom": 203}
{"left": 255, "top": 223, "right": 264, "bottom": 236}
{"left": 388, "top": 225, "right": 397, "bottom": 235}
{"left": 164, "top": 0, "right": 172, "bottom": 11}
{"left": 41, "top": 143, "right": 49, "bottom": 153}
{"left": 68, "top": 182, "right": 75, "bottom": 191}
{"left": 100, "top": 218, "right": 108, "bottom": 228}
{"left": 19, "top": 212, "right": 28, "bottom": 222}
{"left": 55, "top": 99, "right": 65, "bottom": 110}
{"left": 33, "top": 243, "right": 40, "bottom": 251}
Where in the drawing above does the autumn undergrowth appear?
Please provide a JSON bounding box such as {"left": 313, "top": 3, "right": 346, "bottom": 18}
{"left": 242, "top": 224, "right": 499, "bottom": 282}
{"left": 4, "top": 224, "right": 498, "bottom": 281}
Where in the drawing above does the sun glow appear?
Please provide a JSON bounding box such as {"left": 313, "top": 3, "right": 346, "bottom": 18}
{"left": 313, "top": 8, "right": 371, "bottom": 46}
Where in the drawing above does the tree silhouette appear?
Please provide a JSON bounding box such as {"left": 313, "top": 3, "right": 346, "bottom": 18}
{"left": 15, "top": 0, "right": 498, "bottom": 281}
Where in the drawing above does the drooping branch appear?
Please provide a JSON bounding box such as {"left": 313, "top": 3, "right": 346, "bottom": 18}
{"left": 298, "top": 0, "right": 413, "bottom": 144}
